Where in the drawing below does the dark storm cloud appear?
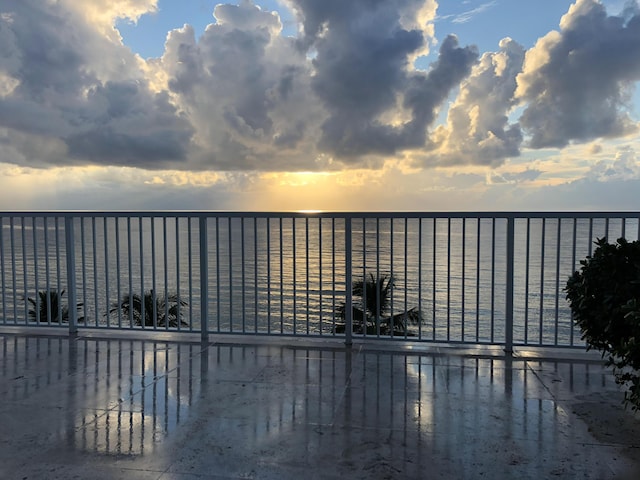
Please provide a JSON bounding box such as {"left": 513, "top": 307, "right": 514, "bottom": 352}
{"left": 290, "top": 0, "right": 477, "bottom": 159}
{"left": 517, "top": 0, "right": 640, "bottom": 148}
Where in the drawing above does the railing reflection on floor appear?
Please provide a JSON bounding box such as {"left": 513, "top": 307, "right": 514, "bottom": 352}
{"left": 0, "top": 334, "right": 617, "bottom": 466}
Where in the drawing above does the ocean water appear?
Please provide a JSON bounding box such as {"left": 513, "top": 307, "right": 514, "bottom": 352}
{"left": 1, "top": 215, "right": 637, "bottom": 346}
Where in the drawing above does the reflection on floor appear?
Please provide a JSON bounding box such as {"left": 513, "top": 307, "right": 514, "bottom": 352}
{"left": 1, "top": 330, "right": 639, "bottom": 479}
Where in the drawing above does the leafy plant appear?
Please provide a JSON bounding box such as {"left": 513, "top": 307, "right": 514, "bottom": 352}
{"left": 565, "top": 237, "right": 640, "bottom": 410}
{"left": 109, "top": 289, "right": 188, "bottom": 328}
{"left": 26, "top": 289, "right": 84, "bottom": 323}
{"left": 336, "top": 273, "right": 423, "bottom": 336}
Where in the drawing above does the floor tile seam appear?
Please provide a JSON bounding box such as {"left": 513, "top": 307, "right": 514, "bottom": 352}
{"left": 318, "top": 344, "right": 364, "bottom": 427}
{"left": 522, "top": 360, "right": 558, "bottom": 401}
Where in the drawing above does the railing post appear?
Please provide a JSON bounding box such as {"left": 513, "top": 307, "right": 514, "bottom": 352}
{"left": 344, "top": 216, "right": 353, "bottom": 346}
{"left": 64, "top": 216, "right": 78, "bottom": 335}
{"left": 505, "top": 216, "right": 515, "bottom": 354}
{"left": 199, "top": 216, "right": 209, "bottom": 342}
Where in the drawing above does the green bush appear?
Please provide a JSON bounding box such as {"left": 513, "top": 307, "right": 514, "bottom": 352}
{"left": 565, "top": 237, "right": 640, "bottom": 410}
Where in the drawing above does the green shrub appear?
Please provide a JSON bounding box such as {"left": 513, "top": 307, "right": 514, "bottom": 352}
{"left": 565, "top": 237, "right": 640, "bottom": 410}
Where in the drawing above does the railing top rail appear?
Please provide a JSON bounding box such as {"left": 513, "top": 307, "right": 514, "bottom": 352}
{"left": 1, "top": 211, "right": 639, "bottom": 220}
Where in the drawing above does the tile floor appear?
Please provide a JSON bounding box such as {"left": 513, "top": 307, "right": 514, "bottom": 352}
{"left": 0, "top": 329, "right": 639, "bottom": 479}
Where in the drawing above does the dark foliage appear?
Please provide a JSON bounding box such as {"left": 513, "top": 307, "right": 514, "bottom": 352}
{"left": 336, "top": 273, "right": 423, "bottom": 336}
{"left": 110, "top": 289, "right": 188, "bottom": 328}
{"left": 26, "top": 289, "right": 84, "bottom": 323}
{"left": 565, "top": 237, "right": 640, "bottom": 410}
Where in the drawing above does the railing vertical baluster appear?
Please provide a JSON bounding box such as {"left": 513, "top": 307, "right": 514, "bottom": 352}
{"left": 138, "top": 216, "right": 144, "bottom": 329}
{"left": 92, "top": 217, "right": 98, "bottom": 326}
{"left": 0, "top": 216, "right": 6, "bottom": 323}
{"left": 80, "top": 219, "right": 87, "bottom": 324}
{"left": 376, "top": 217, "right": 380, "bottom": 335}
{"left": 447, "top": 218, "right": 451, "bottom": 342}
{"left": 461, "top": 217, "right": 466, "bottom": 342}
{"left": 21, "top": 217, "right": 27, "bottom": 322}
{"left": 279, "top": 217, "right": 283, "bottom": 334}
{"left": 254, "top": 217, "right": 258, "bottom": 334}
{"left": 115, "top": 218, "right": 121, "bottom": 328}
{"left": 554, "top": 218, "right": 561, "bottom": 345}
{"left": 505, "top": 216, "right": 514, "bottom": 354}
{"left": 103, "top": 217, "right": 110, "bottom": 328}
{"left": 176, "top": 216, "right": 181, "bottom": 331}
{"left": 9, "top": 217, "right": 16, "bottom": 323}
{"left": 65, "top": 216, "right": 78, "bottom": 334}
{"left": 32, "top": 217, "right": 39, "bottom": 323}
{"left": 404, "top": 217, "right": 408, "bottom": 339}
{"left": 151, "top": 216, "right": 157, "bottom": 330}
{"left": 228, "top": 217, "right": 233, "bottom": 333}
{"left": 332, "top": 217, "right": 336, "bottom": 335}
{"left": 126, "top": 217, "right": 132, "bottom": 329}
{"left": 199, "top": 216, "right": 208, "bottom": 341}
{"left": 433, "top": 218, "right": 437, "bottom": 341}
{"left": 539, "top": 218, "right": 546, "bottom": 345}
{"left": 524, "top": 218, "right": 531, "bottom": 345}
{"left": 227, "top": 216, "right": 234, "bottom": 332}
{"left": 476, "top": 219, "right": 480, "bottom": 342}
{"left": 490, "top": 218, "right": 496, "bottom": 343}
{"left": 293, "top": 217, "right": 297, "bottom": 335}
{"left": 344, "top": 215, "right": 353, "bottom": 346}
{"left": 215, "top": 216, "right": 220, "bottom": 332}
{"left": 267, "top": 217, "right": 271, "bottom": 334}
{"left": 362, "top": 218, "right": 367, "bottom": 337}
{"left": 241, "top": 217, "right": 246, "bottom": 333}
{"left": 305, "top": 217, "right": 309, "bottom": 335}
{"left": 188, "top": 217, "right": 193, "bottom": 330}
{"left": 418, "top": 218, "right": 422, "bottom": 340}
{"left": 163, "top": 217, "right": 169, "bottom": 331}
{"left": 571, "top": 217, "right": 577, "bottom": 346}
{"left": 319, "top": 217, "right": 323, "bottom": 334}
{"left": 390, "top": 217, "right": 394, "bottom": 333}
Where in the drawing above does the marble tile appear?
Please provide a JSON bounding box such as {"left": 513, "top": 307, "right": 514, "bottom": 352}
{"left": 1, "top": 330, "right": 639, "bottom": 480}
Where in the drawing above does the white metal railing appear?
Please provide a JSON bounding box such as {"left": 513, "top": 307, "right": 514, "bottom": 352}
{"left": 1, "top": 212, "right": 639, "bottom": 348}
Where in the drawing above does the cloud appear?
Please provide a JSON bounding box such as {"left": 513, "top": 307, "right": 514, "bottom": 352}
{"left": 1, "top": 0, "right": 639, "bottom": 178}
{"left": 157, "top": 2, "right": 324, "bottom": 171}
{"left": 516, "top": 0, "right": 640, "bottom": 148}
{"left": 288, "top": 0, "right": 476, "bottom": 159}
{"left": 427, "top": 37, "right": 525, "bottom": 167}
{"left": 586, "top": 146, "right": 640, "bottom": 181}
{"left": 0, "top": 0, "right": 193, "bottom": 168}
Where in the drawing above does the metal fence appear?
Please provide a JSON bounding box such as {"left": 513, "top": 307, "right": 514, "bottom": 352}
{"left": 1, "top": 212, "right": 638, "bottom": 348}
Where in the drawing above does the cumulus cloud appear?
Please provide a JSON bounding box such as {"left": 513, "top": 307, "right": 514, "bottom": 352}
{"left": 428, "top": 37, "right": 525, "bottom": 166}
{"left": 158, "top": 2, "right": 320, "bottom": 170}
{"left": 516, "top": 0, "right": 640, "bottom": 148}
{"left": 291, "top": 0, "right": 476, "bottom": 159}
{"left": 0, "top": 0, "right": 193, "bottom": 168}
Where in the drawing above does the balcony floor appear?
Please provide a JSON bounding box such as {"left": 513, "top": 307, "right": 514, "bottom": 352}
{"left": 1, "top": 329, "right": 639, "bottom": 479}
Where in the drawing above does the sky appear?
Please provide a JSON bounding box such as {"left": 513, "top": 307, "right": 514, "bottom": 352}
{"left": 1, "top": 0, "right": 640, "bottom": 211}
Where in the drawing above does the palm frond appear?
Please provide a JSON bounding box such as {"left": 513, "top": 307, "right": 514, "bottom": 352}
{"left": 110, "top": 289, "right": 188, "bottom": 327}
{"left": 25, "top": 289, "right": 83, "bottom": 323}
